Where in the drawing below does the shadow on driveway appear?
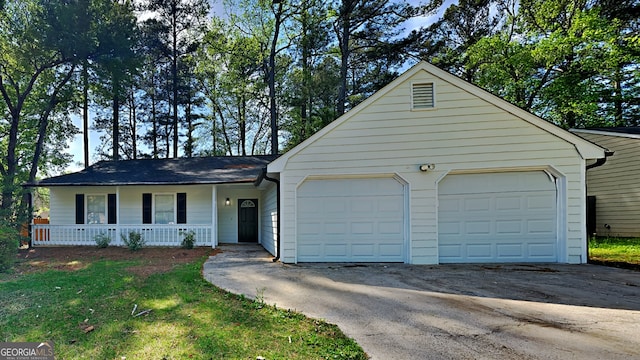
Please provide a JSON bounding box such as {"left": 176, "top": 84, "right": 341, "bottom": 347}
{"left": 203, "top": 244, "right": 640, "bottom": 360}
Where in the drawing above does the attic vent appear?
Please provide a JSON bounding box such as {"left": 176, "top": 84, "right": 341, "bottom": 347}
{"left": 412, "top": 83, "right": 434, "bottom": 109}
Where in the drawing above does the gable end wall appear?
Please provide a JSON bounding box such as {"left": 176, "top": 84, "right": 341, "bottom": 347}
{"left": 277, "top": 69, "right": 588, "bottom": 264}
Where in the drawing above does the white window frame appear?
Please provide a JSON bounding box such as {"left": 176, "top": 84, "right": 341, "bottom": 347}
{"left": 153, "top": 193, "right": 176, "bottom": 224}
{"left": 86, "top": 194, "right": 107, "bottom": 224}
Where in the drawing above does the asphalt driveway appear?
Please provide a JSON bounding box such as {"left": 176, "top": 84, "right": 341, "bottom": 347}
{"left": 202, "top": 245, "right": 640, "bottom": 360}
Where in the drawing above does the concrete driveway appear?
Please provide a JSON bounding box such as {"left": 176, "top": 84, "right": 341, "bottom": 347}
{"left": 202, "top": 245, "right": 640, "bottom": 359}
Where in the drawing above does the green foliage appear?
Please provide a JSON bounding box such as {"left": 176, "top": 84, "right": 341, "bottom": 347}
{"left": 589, "top": 237, "right": 640, "bottom": 265}
{"left": 121, "top": 231, "right": 145, "bottom": 251}
{"left": 421, "top": 0, "right": 640, "bottom": 128}
{"left": 94, "top": 233, "right": 111, "bottom": 248}
{"left": 180, "top": 230, "right": 195, "bottom": 249}
{"left": 0, "top": 223, "right": 18, "bottom": 272}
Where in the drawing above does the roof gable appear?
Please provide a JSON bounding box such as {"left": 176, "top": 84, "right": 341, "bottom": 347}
{"left": 30, "top": 155, "right": 277, "bottom": 187}
{"left": 269, "top": 61, "right": 605, "bottom": 172}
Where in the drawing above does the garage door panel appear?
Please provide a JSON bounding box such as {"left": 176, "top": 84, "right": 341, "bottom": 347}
{"left": 467, "top": 221, "right": 491, "bottom": 234}
{"left": 379, "top": 221, "right": 403, "bottom": 234}
{"left": 528, "top": 243, "right": 556, "bottom": 257}
{"left": 352, "top": 222, "right": 374, "bottom": 234}
{"left": 496, "top": 197, "right": 521, "bottom": 210}
{"left": 496, "top": 220, "right": 522, "bottom": 234}
{"left": 297, "top": 178, "right": 405, "bottom": 262}
{"left": 497, "top": 243, "right": 524, "bottom": 257}
{"left": 439, "top": 171, "right": 557, "bottom": 263}
{"left": 467, "top": 244, "right": 493, "bottom": 258}
{"left": 465, "top": 197, "right": 491, "bottom": 212}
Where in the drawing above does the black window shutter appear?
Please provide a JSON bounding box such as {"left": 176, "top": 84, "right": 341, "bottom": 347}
{"left": 142, "top": 193, "right": 152, "bottom": 224}
{"left": 75, "top": 194, "right": 85, "bottom": 224}
{"left": 108, "top": 194, "right": 117, "bottom": 224}
{"left": 177, "top": 192, "right": 187, "bottom": 224}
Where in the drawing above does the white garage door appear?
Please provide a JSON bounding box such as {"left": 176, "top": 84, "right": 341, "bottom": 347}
{"left": 438, "top": 171, "right": 557, "bottom": 263}
{"left": 297, "top": 177, "right": 405, "bottom": 262}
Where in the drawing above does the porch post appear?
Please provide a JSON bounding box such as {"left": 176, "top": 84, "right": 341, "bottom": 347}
{"left": 212, "top": 185, "right": 217, "bottom": 248}
{"left": 116, "top": 186, "right": 121, "bottom": 246}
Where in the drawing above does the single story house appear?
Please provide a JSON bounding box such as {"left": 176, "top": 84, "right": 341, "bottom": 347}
{"left": 571, "top": 127, "right": 639, "bottom": 237}
{"left": 29, "top": 61, "right": 607, "bottom": 264}
{"left": 27, "top": 156, "right": 279, "bottom": 248}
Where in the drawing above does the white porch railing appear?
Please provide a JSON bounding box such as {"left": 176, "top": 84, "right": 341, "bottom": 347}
{"left": 31, "top": 224, "right": 213, "bottom": 247}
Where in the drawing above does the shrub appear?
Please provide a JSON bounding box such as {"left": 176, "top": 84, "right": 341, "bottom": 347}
{"left": 94, "top": 233, "right": 111, "bottom": 248}
{"left": 121, "top": 231, "right": 145, "bottom": 251}
{"left": 180, "top": 230, "right": 196, "bottom": 249}
{"left": 0, "top": 224, "right": 19, "bottom": 272}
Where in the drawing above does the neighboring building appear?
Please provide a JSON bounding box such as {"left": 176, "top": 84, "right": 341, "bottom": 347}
{"left": 571, "top": 127, "right": 639, "bottom": 237}
{"left": 29, "top": 61, "right": 607, "bottom": 264}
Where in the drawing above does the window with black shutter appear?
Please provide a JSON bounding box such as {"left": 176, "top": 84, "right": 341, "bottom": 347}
{"left": 177, "top": 193, "right": 187, "bottom": 224}
{"left": 142, "top": 193, "right": 152, "bottom": 224}
{"left": 75, "top": 194, "right": 85, "bottom": 224}
{"left": 108, "top": 194, "right": 117, "bottom": 224}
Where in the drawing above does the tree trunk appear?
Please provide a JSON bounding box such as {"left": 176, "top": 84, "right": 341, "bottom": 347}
{"left": 112, "top": 75, "right": 120, "bottom": 161}
{"left": 336, "top": 0, "right": 353, "bottom": 117}
{"left": 130, "top": 90, "right": 137, "bottom": 159}
{"left": 268, "top": 2, "right": 283, "bottom": 155}
{"left": 172, "top": 1, "right": 179, "bottom": 158}
{"left": 239, "top": 94, "right": 246, "bottom": 156}
{"left": 83, "top": 61, "right": 90, "bottom": 168}
{"left": 29, "top": 66, "right": 76, "bottom": 183}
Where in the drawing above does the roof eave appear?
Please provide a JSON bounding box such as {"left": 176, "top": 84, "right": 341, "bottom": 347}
{"left": 25, "top": 179, "right": 259, "bottom": 187}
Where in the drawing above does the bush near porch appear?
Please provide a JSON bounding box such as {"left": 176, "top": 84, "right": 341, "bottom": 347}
{"left": 0, "top": 247, "right": 366, "bottom": 360}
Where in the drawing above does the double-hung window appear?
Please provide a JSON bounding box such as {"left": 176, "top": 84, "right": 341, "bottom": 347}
{"left": 75, "top": 193, "right": 116, "bottom": 224}
{"left": 87, "top": 195, "right": 106, "bottom": 224}
{"left": 154, "top": 194, "right": 175, "bottom": 224}
{"left": 142, "top": 193, "right": 187, "bottom": 224}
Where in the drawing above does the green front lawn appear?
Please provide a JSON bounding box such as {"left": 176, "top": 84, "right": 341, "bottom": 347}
{"left": 0, "top": 256, "right": 366, "bottom": 359}
{"left": 589, "top": 237, "right": 640, "bottom": 266}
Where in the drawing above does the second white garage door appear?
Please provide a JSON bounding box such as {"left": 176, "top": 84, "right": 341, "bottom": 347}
{"left": 438, "top": 171, "right": 558, "bottom": 263}
{"left": 297, "top": 177, "right": 405, "bottom": 262}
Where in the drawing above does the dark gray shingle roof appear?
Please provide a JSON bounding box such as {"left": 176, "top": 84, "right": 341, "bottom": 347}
{"left": 582, "top": 127, "right": 640, "bottom": 135}
{"left": 28, "top": 155, "right": 278, "bottom": 186}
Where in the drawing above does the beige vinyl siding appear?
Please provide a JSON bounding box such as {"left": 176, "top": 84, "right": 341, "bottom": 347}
{"left": 216, "top": 185, "right": 263, "bottom": 243}
{"left": 277, "top": 69, "right": 587, "bottom": 264}
{"left": 49, "top": 185, "right": 214, "bottom": 225}
{"left": 260, "top": 182, "right": 278, "bottom": 256}
{"left": 49, "top": 186, "right": 118, "bottom": 224}
{"left": 576, "top": 132, "right": 640, "bottom": 237}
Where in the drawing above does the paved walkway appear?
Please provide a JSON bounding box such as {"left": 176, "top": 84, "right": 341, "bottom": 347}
{"left": 202, "top": 244, "right": 640, "bottom": 360}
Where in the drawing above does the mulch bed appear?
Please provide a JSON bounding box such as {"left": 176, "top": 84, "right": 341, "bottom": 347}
{"left": 13, "top": 246, "right": 219, "bottom": 277}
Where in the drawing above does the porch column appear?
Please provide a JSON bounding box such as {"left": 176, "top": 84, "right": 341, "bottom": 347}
{"left": 116, "top": 186, "right": 121, "bottom": 246}
{"left": 212, "top": 185, "right": 218, "bottom": 248}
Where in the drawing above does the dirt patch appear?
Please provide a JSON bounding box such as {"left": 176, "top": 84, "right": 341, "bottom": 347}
{"left": 13, "top": 246, "right": 219, "bottom": 277}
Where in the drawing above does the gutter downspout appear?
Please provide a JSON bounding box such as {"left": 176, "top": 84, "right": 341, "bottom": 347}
{"left": 584, "top": 150, "right": 614, "bottom": 262}
{"left": 260, "top": 169, "right": 281, "bottom": 262}
{"left": 586, "top": 150, "right": 614, "bottom": 169}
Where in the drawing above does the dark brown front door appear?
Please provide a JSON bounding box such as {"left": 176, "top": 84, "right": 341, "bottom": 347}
{"left": 238, "top": 199, "right": 258, "bottom": 243}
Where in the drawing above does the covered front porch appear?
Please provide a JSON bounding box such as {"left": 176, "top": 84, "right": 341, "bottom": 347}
{"left": 24, "top": 155, "right": 278, "bottom": 251}
{"left": 30, "top": 224, "right": 214, "bottom": 247}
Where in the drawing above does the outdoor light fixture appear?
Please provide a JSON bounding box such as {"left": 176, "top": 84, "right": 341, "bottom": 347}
{"left": 225, "top": 198, "right": 231, "bottom": 206}
{"left": 419, "top": 163, "right": 436, "bottom": 172}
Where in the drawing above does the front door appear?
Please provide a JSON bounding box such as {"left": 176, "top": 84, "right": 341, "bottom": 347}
{"left": 238, "top": 199, "right": 258, "bottom": 243}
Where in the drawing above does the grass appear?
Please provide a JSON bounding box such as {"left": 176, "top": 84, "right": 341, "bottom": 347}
{"left": 589, "top": 237, "right": 640, "bottom": 266}
{"left": 0, "top": 257, "right": 367, "bottom": 359}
